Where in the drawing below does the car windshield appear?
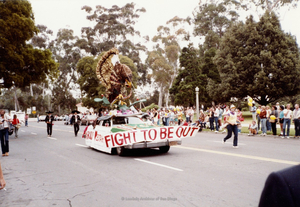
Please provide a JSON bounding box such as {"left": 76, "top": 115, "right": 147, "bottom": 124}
{"left": 127, "top": 117, "right": 145, "bottom": 125}
{"left": 87, "top": 115, "right": 97, "bottom": 119}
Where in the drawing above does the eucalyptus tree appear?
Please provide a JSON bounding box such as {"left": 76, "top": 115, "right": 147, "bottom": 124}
{"left": 50, "top": 28, "right": 82, "bottom": 113}
{"left": 80, "top": 3, "right": 149, "bottom": 86}
{"left": 150, "top": 16, "right": 190, "bottom": 107}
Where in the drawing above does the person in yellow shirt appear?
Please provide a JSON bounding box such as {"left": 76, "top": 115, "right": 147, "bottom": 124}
{"left": 177, "top": 109, "right": 183, "bottom": 125}
{"left": 222, "top": 105, "right": 239, "bottom": 148}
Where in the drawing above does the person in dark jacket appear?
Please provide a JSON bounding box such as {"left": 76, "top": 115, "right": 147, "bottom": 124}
{"left": 45, "top": 111, "right": 54, "bottom": 137}
{"left": 71, "top": 110, "right": 81, "bottom": 137}
{"left": 259, "top": 165, "right": 300, "bottom": 207}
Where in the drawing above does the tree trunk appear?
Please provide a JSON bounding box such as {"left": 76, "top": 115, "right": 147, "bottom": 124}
{"left": 165, "top": 91, "right": 169, "bottom": 108}
{"left": 158, "top": 83, "right": 164, "bottom": 108}
{"left": 30, "top": 84, "right": 33, "bottom": 96}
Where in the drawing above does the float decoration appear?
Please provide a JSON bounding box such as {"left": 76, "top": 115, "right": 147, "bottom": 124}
{"left": 95, "top": 48, "right": 133, "bottom": 108}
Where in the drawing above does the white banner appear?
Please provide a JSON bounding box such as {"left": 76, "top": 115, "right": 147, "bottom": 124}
{"left": 85, "top": 126, "right": 199, "bottom": 148}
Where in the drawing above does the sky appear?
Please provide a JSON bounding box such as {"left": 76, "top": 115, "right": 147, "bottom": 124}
{"left": 28, "top": 0, "right": 300, "bottom": 46}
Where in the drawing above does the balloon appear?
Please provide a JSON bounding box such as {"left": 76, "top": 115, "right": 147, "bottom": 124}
{"left": 248, "top": 102, "right": 252, "bottom": 106}
{"left": 248, "top": 97, "right": 253, "bottom": 103}
{"left": 256, "top": 109, "right": 261, "bottom": 114}
{"left": 270, "top": 115, "right": 276, "bottom": 120}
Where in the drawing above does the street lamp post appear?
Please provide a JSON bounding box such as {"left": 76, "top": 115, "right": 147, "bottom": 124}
{"left": 195, "top": 86, "right": 199, "bottom": 121}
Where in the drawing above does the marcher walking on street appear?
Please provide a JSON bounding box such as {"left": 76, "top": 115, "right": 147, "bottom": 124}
{"left": 222, "top": 105, "right": 239, "bottom": 148}
{"left": 12, "top": 115, "right": 20, "bottom": 138}
{"left": 45, "top": 111, "right": 54, "bottom": 137}
{"left": 71, "top": 110, "right": 81, "bottom": 137}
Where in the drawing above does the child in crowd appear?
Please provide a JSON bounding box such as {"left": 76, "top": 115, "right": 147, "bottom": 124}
{"left": 248, "top": 120, "right": 257, "bottom": 136}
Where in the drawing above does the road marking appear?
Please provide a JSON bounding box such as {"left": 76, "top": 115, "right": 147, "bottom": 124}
{"left": 212, "top": 141, "right": 246, "bottom": 146}
{"left": 76, "top": 144, "right": 88, "bottom": 148}
{"left": 47, "top": 137, "right": 57, "bottom": 140}
{"left": 174, "top": 146, "right": 300, "bottom": 166}
{"left": 31, "top": 132, "right": 37, "bottom": 135}
{"left": 134, "top": 158, "right": 183, "bottom": 172}
{"left": 21, "top": 130, "right": 25, "bottom": 132}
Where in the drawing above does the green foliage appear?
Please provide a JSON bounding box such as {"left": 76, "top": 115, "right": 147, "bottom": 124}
{"left": 0, "top": 0, "right": 59, "bottom": 88}
{"left": 170, "top": 44, "right": 209, "bottom": 107}
{"left": 211, "top": 12, "right": 300, "bottom": 105}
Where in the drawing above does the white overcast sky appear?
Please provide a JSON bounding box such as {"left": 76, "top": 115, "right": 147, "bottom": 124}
{"left": 28, "top": 0, "right": 300, "bottom": 47}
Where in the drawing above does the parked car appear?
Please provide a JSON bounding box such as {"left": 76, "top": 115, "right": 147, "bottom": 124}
{"left": 81, "top": 114, "right": 97, "bottom": 125}
{"left": 82, "top": 114, "right": 198, "bottom": 156}
{"left": 39, "top": 115, "right": 46, "bottom": 122}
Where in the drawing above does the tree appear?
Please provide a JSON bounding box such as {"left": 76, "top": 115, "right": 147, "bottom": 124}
{"left": 190, "top": 0, "right": 243, "bottom": 104}
{"left": 80, "top": 3, "right": 149, "bottom": 86}
{"left": 211, "top": 12, "right": 300, "bottom": 105}
{"left": 0, "top": 0, "right": 58, "bottom": 89}
{"left": 249, "top": 0, "right": 298, "bottom": 13}
{"left": 50, "top": 28, "right": 82, "bottom": 113}
{"left": 146, "top": 50, "right": 173, "bottom": 108}
{"left": 150, "top": 16, "right": 189, "bottom": 107}
{"left": 170, "top": 44, "right": 208, "bottom": 107}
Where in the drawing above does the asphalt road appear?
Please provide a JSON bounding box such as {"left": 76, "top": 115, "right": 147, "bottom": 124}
{"left": 0, "top": 121, "right": 299, "bottom": 207}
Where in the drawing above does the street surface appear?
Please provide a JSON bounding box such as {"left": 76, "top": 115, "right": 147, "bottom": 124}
{"left": 0, "top": 120, "right": 299, "bottom": 207}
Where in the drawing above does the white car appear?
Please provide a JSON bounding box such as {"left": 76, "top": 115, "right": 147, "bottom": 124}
{"left": 82, "top": 114, "right": 199, "bottom": 156}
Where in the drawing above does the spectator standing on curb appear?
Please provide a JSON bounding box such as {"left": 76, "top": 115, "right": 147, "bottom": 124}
{"left": 236, "top": 108, "right": 243, "bottom": 133}
{"left": 266, "top": 106, "right": 272, "bottom": 132}
{"left": 282, "top": 104, "right": 292, "bottom": 139}
{"left": 209, "top": 107, "right": 215, "bottom": 131}
{"left": 270, "top": 106, "right": 278, "bottom": 136}
{"left": 278, "top": 105, "right": 284, "bottom": 136}
{"left": 292, "top": 104, "right": 300, "bottom": 138}
{"left": 218, "top": 105, "right": 223, "bottom": 131}
{"left": 260, "top": 106, "right": 267, "bottom": 136}
{"left": 177, "top": 109, "right": 182, "bottom": 126}
{"left": 185, "top": 107, "right": 190, "bottom": 122}
{"left": 189, "top": 107, "right": 194, "bottom": 123}
{"left": 222, "top": 105, "right": 239, "bottom": 148}
{"left": 256, "top": 106, "right": 261, "bottom": 131}
{"left": 25, "top": 114, "right": 28, "bottom": 127}
{"left": 250, "top": 102, "right": 257, "bottom": 121}
{"left": 214, "top": 106, "right": 219, "bottom": 132}
{"left": 0, "top": 161, "right": 5, "bottom": 190}
{"left": 0, "top": 110, "right": 12, "bottom": 156}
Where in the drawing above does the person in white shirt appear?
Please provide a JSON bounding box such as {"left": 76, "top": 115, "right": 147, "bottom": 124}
{"left": 0, "top": 110, "right": 12, "bottom": 156}
{"left": 214, "top": 107, "right": 220, "bottom": 132}
{"left": 282, "top": 104, "right": 292, "bottom": 138}
{"left": 293, "top": 104, "right": 300, "bottom": 138}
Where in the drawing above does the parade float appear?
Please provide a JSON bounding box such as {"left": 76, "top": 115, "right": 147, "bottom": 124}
{"left": 82, "top": 48, "right": 199, "bottom": 156}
